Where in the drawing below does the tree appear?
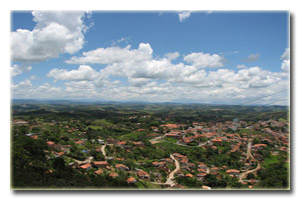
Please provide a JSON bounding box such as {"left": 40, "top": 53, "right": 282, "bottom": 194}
{"left": 12, "top": 133, "right": 49, "bottom": 187}
{"left": 204, "top": 174, "right": 227, "bottom": 188}
{"left": 90, "top": 150, "right": 105, "bottom": 160}
{"left": 247, "top": 173, "right": 255, "bottom": 179}
{"left": 258, "top": 161, "right": 288, "bottom": 188}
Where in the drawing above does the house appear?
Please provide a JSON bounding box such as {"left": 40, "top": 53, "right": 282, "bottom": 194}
{"left": 79, "top": 163, "right": 92, "bottom": 170}
{"left": 75, "top": 141, "right": 85, "bottom": 146}
{"left": 161, "top": 158, "right": 173, "bottom": 163}
{"left": 197, "top": 162, "right": 207, "bottom": 170}
{"left": 210, "top": 167, "right": 219, "bottom": 175}
{"left": 98, "top": 139, "right": 105, "bottom": 145}
{"left": 279, "top": 146, "right": 288, "bottom": 151}
{"left": 31, "top": 135, "right": 39, "bottom": 139}
{"left": 197, "top": 173, "right": 207, "bottom": 181}
{"left": 151, "top": 127, "right": 159, "bottom": 132}
{"left": 226, "top": 169, "right": 240, "bottom": 176}
{"left": 165, "top": 133, "right": 181, "bottom": 139}
{"left": 54, "top": 152, "right": 65, "bottom": 158}
{"left": 152, "top": 161, "right": 165, "bottom": 167}
{"left": 231, "top": 142, "right": 241, "bottom": 152}
{"left": 160, "top": 124, "right": 178, "bottom": 130}
{"left": 197, "top": 168, "right": 207, "bottom": 173}
{"left": 185, "top": 174, "right": 193, "bottom": 178}
{"left": 109, "top": 172, "right": 118, "bottom": 178}
{"left": 202, "top": 185, "right": 211, "bottom": 190}
{"left": 212, "top": 138, "right": 222, "bottom": 144}
{"left": 180, "top": 156, "right": 189, "bottom": 165}
{"left": 137, "top": 171, "right": 150, "bottom": 179}
{"left": 173, "top": 153, "right": 184, "bottom": 158}
{"left": 132, "top": 141, "right": 144, "bottom": 147}
{"left": 94, "top": 169, "right": 103, "bottom": 175}
{"left": 127, "top": 177, "right": 137, "bottom": 183}
{"left": 47, "top": 141, "right": 55, "bottom": 147}
{"left": 187, "top": 163, "right": 196, "bottom": 169}
{"left": 253, "top": 144, "right": 267, "bottom": 150}
{"left": 115, "top": 164, "right": 129, "bottom": 171}
{"left": 117, "top": 141, "right": 127, "bottom": 146}
{"left": 178, "top": 137, "right": 193, "bottom": 145}
{"left": 107, "top": 139, "right": 117, "bottom": 144}
{"left": 93, "top": 161, "right": 109, "bottom": 168}
{"left": 197, "top": 173, "right": 207, "bottom": 178}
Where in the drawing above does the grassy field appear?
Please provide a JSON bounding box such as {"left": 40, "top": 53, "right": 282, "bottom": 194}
{"left": 93, "top": 119, "right": 114, "bottom": 126}
{"left": 86, "top": 125, "right": 103, "bottom": 130}
{"left": 119, "top": 131, "right": 148, "bottom": 141}
{"left": 262, "top": 155, "right": 281, "bottom": 168}
{"left": 239, "top": 128, "right": 269, "bottom": 137}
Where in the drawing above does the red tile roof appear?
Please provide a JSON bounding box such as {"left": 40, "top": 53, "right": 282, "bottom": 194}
{"left": 212, "top": 138, "right": 222, "bottom": 143}
{"left": 183, "top": 137, "right": 192, "bottom": 143}
{"left": 226, "top": 169, "right": 240, "bottom": 174}
{"left": 160, "top": 124, "right": 178, "bottom": 129}
{"left": 202, "top": 186, "right": 211, "bottom": 190}
{"left": 109, "top": 172, "right": 118, "bottom": 178}
{"left": 253, "top": 144, "right": 267, "bottom": 148}
{"left": 47, "top": 141, "right": 55, "bottom": 146}
{"left": 94, "top": 169, "right": 103, "bottom": 175}
{"left": 31, "top": 135, "right": 38, "bottom": 139}
{"left": 197, "top": 173, "right": 207, "bottom": 177}
{"left": 93, "top": 161, "right": 108, "bottom": 166}
{"left": 56, "top": 152, "right": 65, "bottom": 156}
{"left": 80, "top": 163, "right": 91, "bottom": 169}
{"left": 126, "top": 177, "right": 136, "bottom": 183}
{"left": 137, "top": 171, "right": 150, "bottom": 178}
{"left": 116, "top": 164, "right": 128, "bottom": 169}
{"left": 117, "top": 141, "right": 127, "bottom": 145}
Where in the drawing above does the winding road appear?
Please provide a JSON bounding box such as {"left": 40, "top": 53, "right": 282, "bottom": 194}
{"left": 67, "top": 156, "right": 93, "bottom": 165}
{"left": 101, "top": 143, "right": 107, "bottom": 159}
{"left": 245, "top": 140, "right": 253, "bottom": 161}
{"left": 150, "top": 135, "right": 165, "bottom": 144}
{"left": 165, "top": 154, "right": 180, "bottom": 186}
{"left": 239, "top": 140, "right": 261, "bottom": 183}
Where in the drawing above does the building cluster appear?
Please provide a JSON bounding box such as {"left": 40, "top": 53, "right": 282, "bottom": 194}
{"left": 19, "top": 116, "right": 289, "bottom": 189}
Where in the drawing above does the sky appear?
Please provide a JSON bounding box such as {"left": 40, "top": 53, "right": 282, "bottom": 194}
{"left": 10, "top": 11, "right": 290, "bottom": 105}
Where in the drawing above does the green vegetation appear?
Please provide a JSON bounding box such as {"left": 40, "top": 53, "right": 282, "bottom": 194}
{"left": 257, "top": 154, "right": 288, "bottom": 188}
{"left": 11, "top": 101, "right": 289, "bottom": 189}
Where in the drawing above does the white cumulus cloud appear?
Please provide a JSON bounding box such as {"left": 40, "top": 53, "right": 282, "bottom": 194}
{"left": 281, "top": 48, "right": 290, "bottom": 72}
{"left": 66, "top": 43, "right": 153, "bottom": 64}
{"left": 11, "top": 64, "right": 32, "bottom": 77}
{"left": 47, "top": 65, "right": 100, "bottom": 82}
{"left": 183, "top": 52, "right": 225, "bottom": 68}
{"left": 11, "top": 11, "right": 90, "bottom": 62}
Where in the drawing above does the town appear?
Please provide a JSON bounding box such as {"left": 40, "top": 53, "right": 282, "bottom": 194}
{"left": 11, "top": 102, "right": 289, "bottom": 189}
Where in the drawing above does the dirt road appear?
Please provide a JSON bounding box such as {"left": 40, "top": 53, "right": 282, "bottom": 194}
{"left": 165, "top": 154, "right": 180, "bottom": 186}
{"left": 150, "top": 135, "right": 165, "bottom": 144}
{"left": 239, "top": 140, "right": 261, "bottom": 182}
{"left": 101, "top": 144, "right": 106, "bottom": 158}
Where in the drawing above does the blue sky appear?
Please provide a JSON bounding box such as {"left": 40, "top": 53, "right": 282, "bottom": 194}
{"left": 10, "top": 11, "right": 290, "bottom": 105}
